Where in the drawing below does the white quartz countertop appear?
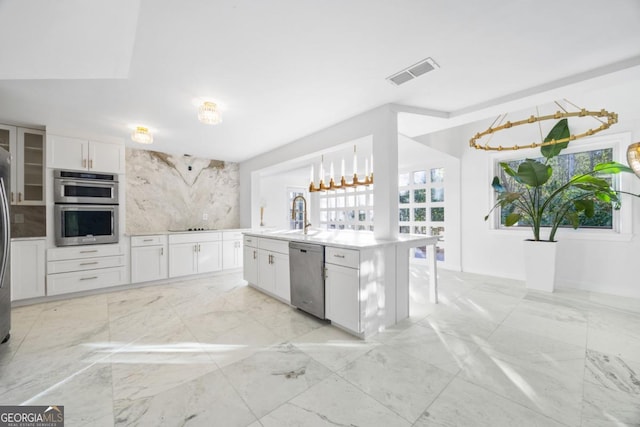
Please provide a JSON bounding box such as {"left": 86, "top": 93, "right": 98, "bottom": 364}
{"left": 127, "top": 228, "right": 249, "bottom": 237}
{"left": 243, "top": 229, "right": 438, "bottom": 249}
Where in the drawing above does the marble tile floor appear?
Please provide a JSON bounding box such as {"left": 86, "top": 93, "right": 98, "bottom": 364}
{"left": 1, "top": 266, "right": 639, "bottom": 426}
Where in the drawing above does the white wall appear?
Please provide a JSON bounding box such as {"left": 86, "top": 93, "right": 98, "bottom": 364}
{"left": 419, "top": 115, "right": 640, "bottom": 298}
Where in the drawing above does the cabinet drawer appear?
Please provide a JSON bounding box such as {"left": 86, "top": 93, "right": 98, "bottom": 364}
{"left": 48, "top": 255, "right": 125, "bottom": 274}
{"left": 223, "top": 231, "right": 244, "bottom": 240}
{"left": 47, "top": 244, "right": 124, "bottom": 261}
{"left": 243, "top": 235, "right": 258, "bottom": 248}
{"left": 169, "top": 232, "right": 221, "bottom": 244}
{"left": 258, "top": 237, "right": 289, "bottom": 254}
{"left": 131, "top": 235, "right": 167, "bottom": 247}
{"left": 47, "top": 266, "right": 126, "bottom": 296}
{"left": 325, "top": 246, "right": 359, "bottom": 269}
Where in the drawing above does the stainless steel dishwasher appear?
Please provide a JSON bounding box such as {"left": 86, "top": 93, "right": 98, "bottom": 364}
{"left": 289, "top": 242, "right": 325, "bottom": 319}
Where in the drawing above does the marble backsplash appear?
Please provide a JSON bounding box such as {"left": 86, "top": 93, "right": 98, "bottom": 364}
{"left": 125, "top": 148, "right": 240, "bottom": 234}
{"left": 10, "top": 205, "right": 46, "bottom": 238}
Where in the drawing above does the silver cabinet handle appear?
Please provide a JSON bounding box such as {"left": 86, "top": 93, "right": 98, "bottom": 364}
{"left": 333, "top": 254, "right": 345, "bottom": 258}
{"left": 80, "top": 276, "right": 98, "bottom": 281}
{"left": 83, "top": 159, "right": 87, "bottom": 168}
{"left": 194, "top": 244, "right": 197, "bottom": 253}
{"left": 160, "top": 247, "right": 164, "bottom": 256}
{"left": 18, "top": 192, "right": 22, "bottom": 202}
{"left": 80, "top": 261, "right": 98, "bottom": 266}
{"left": 143, "top": 239, "right": 154, "bottom": 242}
{"left": 253, "top": 250, "right": 256, "bottom": 260}
{"left": 10, "top": 192, "right": 13, "bottom": 203}
{"left": 89, "top": 159, "right": 93, "bottom": 169}
{"left": 80, "top": 249, "right": 98, "bottom": 254}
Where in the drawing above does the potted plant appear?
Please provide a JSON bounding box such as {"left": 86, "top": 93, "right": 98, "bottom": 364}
{"left": 485, "top": 119, "right": 637, "bottom": 291}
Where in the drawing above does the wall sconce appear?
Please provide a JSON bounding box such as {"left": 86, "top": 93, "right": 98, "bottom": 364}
{"left": 627, "top": 142, "right": 640, "bottom": 178}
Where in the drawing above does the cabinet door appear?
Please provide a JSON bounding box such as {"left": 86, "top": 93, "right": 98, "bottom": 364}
{"left": 257, "top": 251, "right": 276, "bottom": 294}
{"left": 272, "top": 252, "right": 290, "bottom": 303}
{"left": 16, "top": 128, "right": 45, "bottom": 205}
{"left": 11, "top": 239, "right": 46, "bottom": 300}
{"left": 243, "top": 246, "right": 258, "bottom": 285}
{"left": 197, "top": 241, "right": 221, "bottom": 274}
{"left": 223, "top": 239, "right": 243, "bottom": 269}
{"left": 131, "top": 245, "right": 167, "bottom": 283}
{"left": 89, "top": 141, "right": 124, "bottom": 174}
{"left": 47, "top": 135, "right": 88, "bottom": 171}
{"left": 169, "top": 242, "right": 198, "bottom": 278}
{"left": 325, "top": 263, "right": 360, "bottom": 333}
{"left": 0, "top": 124, "right": 18, "bottom": 203}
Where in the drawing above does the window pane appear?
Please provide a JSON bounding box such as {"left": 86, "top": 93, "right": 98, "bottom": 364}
{"left": 399, "top": 190, "right": 410, "bottom": 204}
{"left": 431, "top": 188, "right": 444, "bottom": 202}
{"left": 347, "top": 210, "right": 355, "bottom": 220}
{"left": 431, "top": 207, "right": 444, "bottom": 222}
{"left": 320, "top": 198, "right": 327, "bottom": 209}
{"left": 498, "top": 148, "right": 614, "bottom": 229}
{"left": 413, "top": 170, "right": 427, "bottom": 184}
{"left": 414, "top": 246, "right": 426, "bottom": 259}
{"left": 369, "top": 210, "right": 374, "bottom": 221}
{"left": 399, "top": 226, "right": 410, "bottom": 234}
{"left": 414, "top": 208, "right": 426, "bottom": 221}
{"left": 399, "top": 208, "right": 410, "bottom": 222}
{"left": 320, "top": 211, "right": 327, "bottom": 222}
{"left": 346, "top": 195, "right": 355, "bottom": 207}
{"left": 431, "top": 168, "right": 444, "bottom": 182}
{"left": 328, "top": 197, "right": 336, "bottom": 208}
{"left": 436, "top": 246, "right": 445, "bottom": 261}
{"left": 336, "top": 195, "right": 345, "bottom": 208}
{"left": 414, "top": 226, "right": 426, "bottom": 234}
{"left": 414, "top": 189, "right": 426, "bottom": 203}
{"left": 358, "top": 210, "right": 366, "bottom": 221}
{"left": 399, "top": 173, "right": 410, "bottom": 187}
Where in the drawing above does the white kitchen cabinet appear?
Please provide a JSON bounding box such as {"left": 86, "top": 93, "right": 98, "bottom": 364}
{"left": 248, "top": 237, "right": 291, "bottom": 303}
{"left": 325, "top": 262, "right": 360, "bottom": 333}
{"left": 47, "top": 243, "right": 127, "bottom": 296}
{"left": 243, "top": 245, "right": 258, "bottom": 285}
{"left": 131, "top": 235, "right": 168, "bottom": 283}
{"left": 10, "top": 239, "right": 46, "bottom": 301}
{"left": 47, "top": 135, "right": 124, "bottom": 174}
{"left": 222, "top": 231, "right": 244, "bottom": 270}
{"left": 168, "top": 242, "right": 198, "bottom": 277}
{"left": 197, "top": 241, "right": 222, "bottom": 274}
{"left": 168, "top": 232, "right": 221, "bottom": 278}
{"left": 0, "top": 124, "right": 45, "bottom": 205}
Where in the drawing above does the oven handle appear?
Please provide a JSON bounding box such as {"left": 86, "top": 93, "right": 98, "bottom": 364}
{"left": 57, "top": 179, "right": 117, "bottom": 188}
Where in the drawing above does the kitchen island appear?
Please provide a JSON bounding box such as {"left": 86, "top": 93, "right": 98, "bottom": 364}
{"left": 243, "top": 229, "right": 439, "bottom": 338}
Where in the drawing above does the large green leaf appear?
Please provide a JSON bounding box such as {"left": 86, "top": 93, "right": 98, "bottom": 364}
{"left": 505, "top": 213, "right": 521, "bottom": 226}
{"left": 574, "top": 199, "right": 595, "bottom": 217}
{"left": 594, "top": 161, "right": 634, "bottom": 174}
{"left": 516, "top": 159, "right": 552, "bottom": 187}
{"left": 566, "top": 211, "right": 580, "bottom": 229}
{"left": 541, "top": 118, "right": 570, "bottom": 159}
{"left": 499, "top": 162, "right": 522, "bottom": 183}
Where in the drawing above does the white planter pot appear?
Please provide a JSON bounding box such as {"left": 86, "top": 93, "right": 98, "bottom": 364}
{"left": 522, "top": 240, "right": 557, "bottom": 292}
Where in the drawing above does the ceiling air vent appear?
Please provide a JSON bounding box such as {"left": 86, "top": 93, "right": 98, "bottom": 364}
{"left": 387, "top": 57, "right": 439, "bottom": 86}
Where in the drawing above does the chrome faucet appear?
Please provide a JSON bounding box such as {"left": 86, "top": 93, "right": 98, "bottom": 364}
{"left": 291, "top": 195, "right": 312, "bottom": 234}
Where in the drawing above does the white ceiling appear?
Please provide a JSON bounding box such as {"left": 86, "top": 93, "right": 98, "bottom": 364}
{"left": 0, "top": 0, "right": 639, "bottom": 162}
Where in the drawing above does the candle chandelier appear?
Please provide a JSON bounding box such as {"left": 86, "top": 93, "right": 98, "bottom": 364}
{"left": 309, "top": 146, "right": 373, "bottom": 193}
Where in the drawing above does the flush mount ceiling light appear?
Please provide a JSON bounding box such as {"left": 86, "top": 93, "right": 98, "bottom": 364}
{"left": 386, "top": 57, "right": 439, "bottom": 86}
{"left": 198, "top": 101, "right": 222, "bottom": 125}
{"left": 131, "top": 126, "right": 153, "bottom": 144}
{"left": 627, "top": 142, "right": 640, "bottom": 178}
{"left": 469, "top": 99, "right": 618, "bottom": 151}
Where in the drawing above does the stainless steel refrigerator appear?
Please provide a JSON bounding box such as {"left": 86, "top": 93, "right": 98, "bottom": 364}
{"left": 0, "top": 147, "right": 10, "bottom": 344}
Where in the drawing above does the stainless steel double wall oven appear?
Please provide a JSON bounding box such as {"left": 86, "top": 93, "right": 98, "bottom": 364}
{"left": 54, "top": 170, "right": 119, "bottom": 246}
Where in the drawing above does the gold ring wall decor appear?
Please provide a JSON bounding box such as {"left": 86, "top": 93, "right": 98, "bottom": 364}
{"left": 469, "top": 102, "right": 618, "bottom": 151}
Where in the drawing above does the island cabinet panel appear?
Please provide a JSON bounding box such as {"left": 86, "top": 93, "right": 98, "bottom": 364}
{"left": 325, "top": 262, "right": 360, "bottom": 333}
{"left": 243, "top": 245, "right": 258, "bottom": 284}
